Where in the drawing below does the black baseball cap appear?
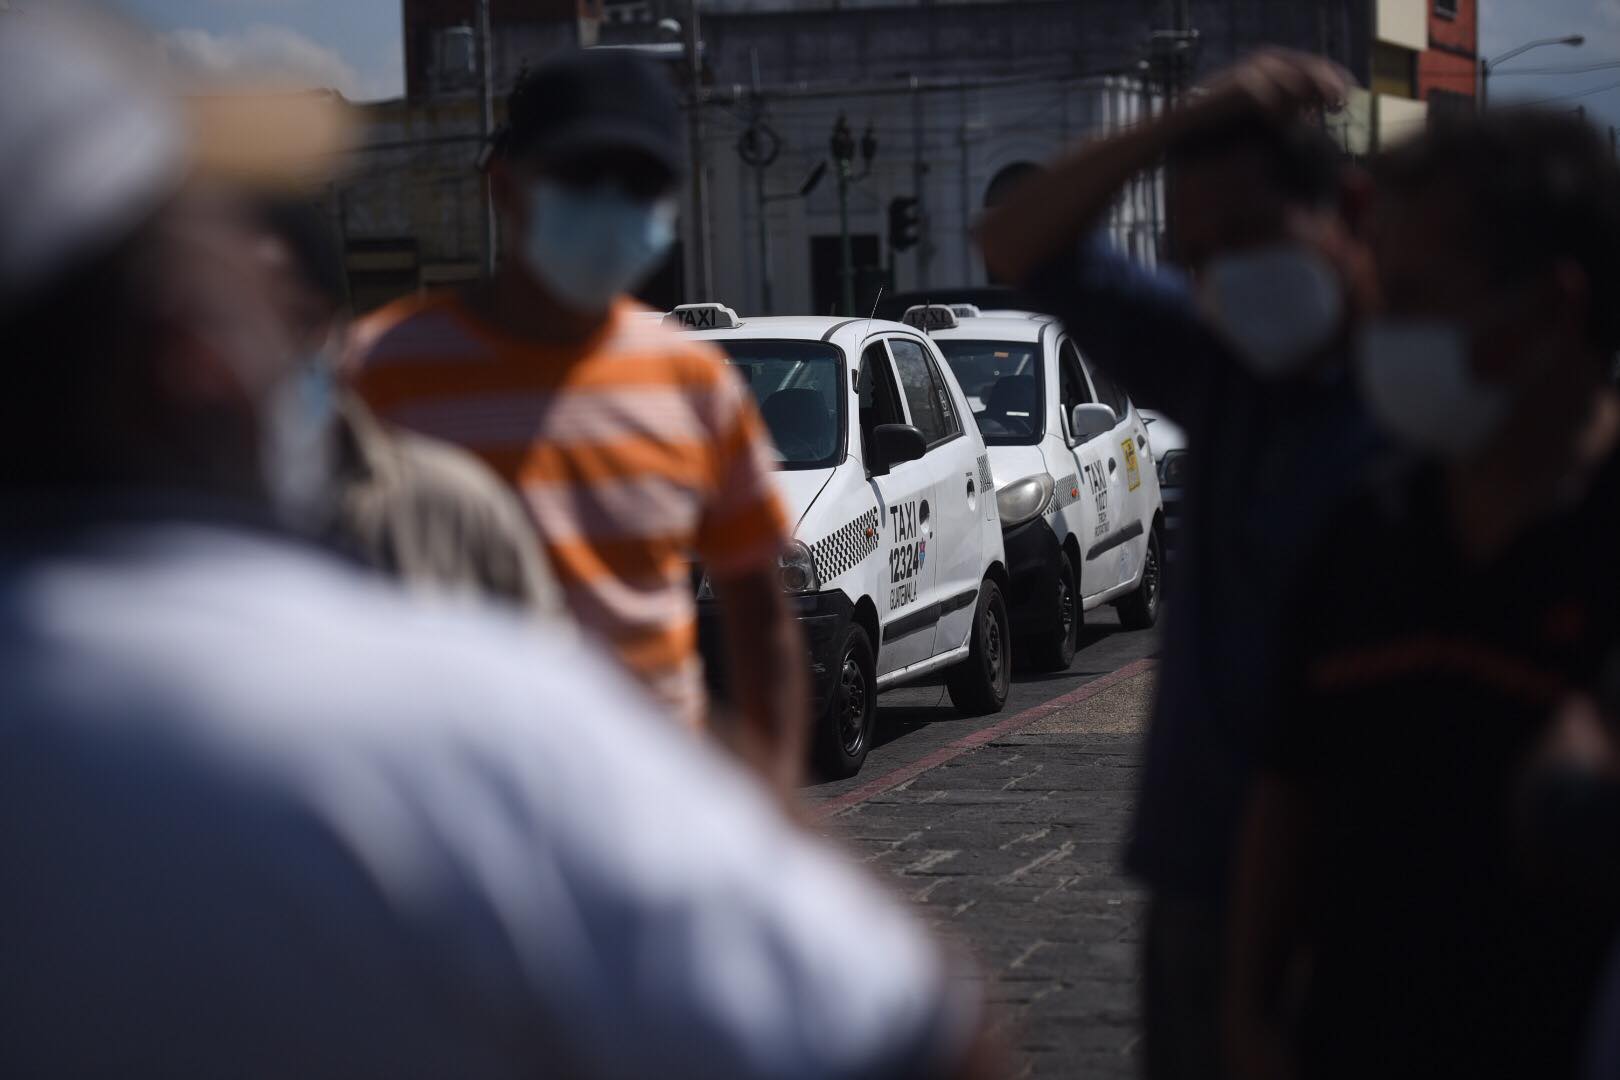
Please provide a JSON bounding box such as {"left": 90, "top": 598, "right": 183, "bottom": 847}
{"left": 497, "top": 50, "right": 682, "bottom": 181}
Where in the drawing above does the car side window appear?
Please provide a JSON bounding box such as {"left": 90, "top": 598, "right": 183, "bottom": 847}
{"left": 1084, "top": 358, "right": 1130, "bottom": 423}
{"left": 1057, "top": 339, "right": 1093, "bottom": 440}
{"left": 888, "top": 337, "right": 957, "bottom": 446}
{"left": 859, "top": 343, "right": 905, "bottom": 466}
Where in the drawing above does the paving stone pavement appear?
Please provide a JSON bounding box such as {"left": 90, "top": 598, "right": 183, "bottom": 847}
{"left": 822, "top": 671, "right": 1156, "bottom": 1079}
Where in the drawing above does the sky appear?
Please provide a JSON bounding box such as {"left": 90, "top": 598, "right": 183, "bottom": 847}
{"left": 12, "top": 1, "right": 1620, "bottom": 125}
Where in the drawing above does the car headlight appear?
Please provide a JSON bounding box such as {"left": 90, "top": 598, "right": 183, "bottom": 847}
{"left": 996, "top": 473, "right": 1055, "bottom": 529}
{"left": 778, "top": 539, "right": 821, "bottom": 595}
{"left": 1156, "top": 448, "right": 1188, "bottom": 487}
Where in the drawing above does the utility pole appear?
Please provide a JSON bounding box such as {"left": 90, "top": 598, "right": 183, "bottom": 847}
{"left": 682, "top": 0, "right": 711, "bottom": 301}
{"left": 737, "top": 50, "right": 780, "bottom": 314}
{"left": 910, "top": 76, "right": 931, "bottom": 290}
{"left": 478, "top": 0, "right": 496, "bottom": 277}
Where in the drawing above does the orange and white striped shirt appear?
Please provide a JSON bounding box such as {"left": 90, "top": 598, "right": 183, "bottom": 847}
{"left": 350, "top": 294, "right": 789, "bottom": 729}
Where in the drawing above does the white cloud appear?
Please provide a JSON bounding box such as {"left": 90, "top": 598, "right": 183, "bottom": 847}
{"left": 161, "top": 23, "right": 362, "bottom": 97}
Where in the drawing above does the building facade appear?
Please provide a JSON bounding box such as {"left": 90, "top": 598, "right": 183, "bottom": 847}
{"left": 340, "top": 0, "right": 1420, "bottom": 315}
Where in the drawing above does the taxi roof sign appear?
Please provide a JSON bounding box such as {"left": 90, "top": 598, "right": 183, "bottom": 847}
{"left": 665, "top": 303, "right": 742, "bottom": 330}
{"left": 948, "top": 304, "right": 982, "bottom": 319}
{"left": 901, "top": 304, "right": 959, "bottom": 332}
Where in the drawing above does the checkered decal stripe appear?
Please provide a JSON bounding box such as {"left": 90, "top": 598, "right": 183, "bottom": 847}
{"left": 1053, "top": 474, "right": 1080, "bottom": 511}
{"left": 977, "top": 454, "right": 994, "bottom": 492}
{"left": 811, "top": 507, "right": 880, "bottom": 582}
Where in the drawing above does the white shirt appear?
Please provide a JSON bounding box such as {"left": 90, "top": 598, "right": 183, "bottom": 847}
{"left": 0, "top": 518, "right": 973, "bottom": 1078}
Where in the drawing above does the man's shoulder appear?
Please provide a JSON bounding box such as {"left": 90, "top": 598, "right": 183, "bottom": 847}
{"left": 348, "top": 290, "right": 492, "bottom": 372}
{"left": 384, "top": 424, "right": 529, "bottom": 523}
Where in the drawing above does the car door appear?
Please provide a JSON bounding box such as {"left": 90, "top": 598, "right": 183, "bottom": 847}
{"left": 1080, "top": 358, "right": 1148, "bottom": 590}
{"left": 888, "top": 333, "right": 984, "bottom": 657}
{"left": 859, "top": 340, "right": 940, "bottom": 674}
{"left": 1055, "top": 338, "right": 1116, "bottom": 599}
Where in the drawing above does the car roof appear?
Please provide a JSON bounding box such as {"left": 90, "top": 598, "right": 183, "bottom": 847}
{"left": 672, "top": 314, "right": 924, "bottom": 351}
{"left": 924, "top": 315, "right": 1051, "bottom": 345}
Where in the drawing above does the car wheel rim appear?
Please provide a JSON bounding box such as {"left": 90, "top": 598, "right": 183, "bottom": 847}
{"left": 984, "top": 603, "right": 1004, "bottom": 688}
{"left": 1058, "top": 573, "right": 1075, "bottom": 643}
{"left": 839, "top": 652, "right": 868, "bottom": 756}
{"left": 1143, "top": 538, "right": 1160, "bottom": 613}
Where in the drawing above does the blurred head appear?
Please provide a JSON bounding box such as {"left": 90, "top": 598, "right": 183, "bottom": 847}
{"left": 489, "top": 51, "right": 682, "bottom": 316}
{"left": 0, "top": 8, "right": 349, "bottom": 512}
{"left": 251, "top": 199, "right": 356, "bottom": 524}
{"left": 1169, "top": 116, "right": 1365, "bottom": 377}
{"left": 1359, "top": 110, "right": 1620, "bottom": 460}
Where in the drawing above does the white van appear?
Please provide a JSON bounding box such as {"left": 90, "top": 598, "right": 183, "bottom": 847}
{"left": 668, "top": 304, "right": 1011, "bottom": 778}
{"left": 914, "top": 305, "right": 1165, "bottom": 670}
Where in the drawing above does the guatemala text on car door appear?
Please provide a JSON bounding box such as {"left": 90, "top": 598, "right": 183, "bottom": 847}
{"left": 889, "top": 335, "right": 981, "bottom": 657}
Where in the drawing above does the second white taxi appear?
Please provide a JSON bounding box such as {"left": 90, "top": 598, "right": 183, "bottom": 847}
{"left": 910, "top": 305, "right": 1165, "bottom": 670}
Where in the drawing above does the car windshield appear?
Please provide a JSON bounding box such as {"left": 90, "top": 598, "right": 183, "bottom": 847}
{"left": 935, "top": 339, "right": 1044, "bottom": 444}
{"left": 718, "top": 340, "right": 845, "bottom": 469}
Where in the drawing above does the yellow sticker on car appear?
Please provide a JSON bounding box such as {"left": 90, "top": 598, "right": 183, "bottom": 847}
{"left": 1122, "top": 438, "right": 1141, "bottom": 492}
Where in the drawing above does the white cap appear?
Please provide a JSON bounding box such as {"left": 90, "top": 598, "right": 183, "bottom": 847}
{"left": 0, "top": 10, "right": 188, "bottom": 307}
{"left": 0, "top": 8, "right": 353, "bottom": 311}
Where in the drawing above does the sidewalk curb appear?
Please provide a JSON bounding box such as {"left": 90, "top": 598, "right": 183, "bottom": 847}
{"left": 813, "top": 657, "right": 1159, "bottom": 819}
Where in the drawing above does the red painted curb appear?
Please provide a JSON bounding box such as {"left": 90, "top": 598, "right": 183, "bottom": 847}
{"left": 812, "top": 656, "right": 1159, "bottom": 820}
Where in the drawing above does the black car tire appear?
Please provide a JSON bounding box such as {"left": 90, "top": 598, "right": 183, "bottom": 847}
{"left": 1026, "top": 554, "right": 1080, "bottom": 672}
{"left": 946, "top": 579, "right": 1012, "bottom": 716}
{"left": 1115, "top": 526, "right": 1163, "bottom": 630}
{"left": 812, "top": 623, "right": 878, "bottom": 781}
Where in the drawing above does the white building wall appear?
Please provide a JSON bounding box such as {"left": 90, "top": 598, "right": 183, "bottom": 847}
{"left": 696, "top": 76, "right": 1159, "bottom": 315}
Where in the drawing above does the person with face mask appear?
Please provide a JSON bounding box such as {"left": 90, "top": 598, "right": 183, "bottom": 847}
{"left": 255, "top": 198, "right": 563, "bottom": 614}
{"left": 351, "top": 52, "right": 808, "bottom": 789}
{"left": 975, "top": 51, "right": 1383, "bottom": 1080}
{"left": 0, "top": 14, "right": 1001, "bottom": 1079}
{"left": 1226, "top": 110, "right": 1620, "bottom": 1080}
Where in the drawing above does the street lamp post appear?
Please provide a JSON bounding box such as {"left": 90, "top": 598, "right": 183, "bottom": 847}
{"left": 831, "top": 114, "right": 856, "bottom": 317}
{"left": 1480, "top": 34, "right": 1584, "bottom": 109}
{"left": 829, "top": 114, "right": 877, "bottom": 317}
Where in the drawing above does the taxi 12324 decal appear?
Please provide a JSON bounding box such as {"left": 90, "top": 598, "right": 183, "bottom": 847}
{"left": 888, "top": 499, "right": 926, "bottom": 610}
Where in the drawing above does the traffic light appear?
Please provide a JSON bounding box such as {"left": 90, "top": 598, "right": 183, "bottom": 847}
{"left": 888, "top": 196, "right": 920, "bottom": 253}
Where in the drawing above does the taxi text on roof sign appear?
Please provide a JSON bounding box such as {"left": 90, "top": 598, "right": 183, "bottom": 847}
{"left": 901, "top": 304, "right": 959, "bottom": 332}
{"left": 666, "top": 303, "right": 742, "bottom": 330}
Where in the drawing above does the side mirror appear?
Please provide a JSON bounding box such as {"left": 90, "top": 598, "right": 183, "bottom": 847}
{"left": 1070, "top": 403, "right": 1117, "bottom": 441}
{"left": 869, "top": 423, "right": 927, "bottom": 475}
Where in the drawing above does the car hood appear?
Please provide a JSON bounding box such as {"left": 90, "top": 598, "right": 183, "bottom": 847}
{"left": 770, "top": 466, "right": 838, "bottom": 534}
{"left": 985, "top": 444, "right": 1055, "bottom": 491}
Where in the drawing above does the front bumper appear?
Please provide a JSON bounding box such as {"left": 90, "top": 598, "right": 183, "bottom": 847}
{"left": 697, "top": 588, "right": 855, "bottom": 717}
{"left": 1001, "top": 516, "right": 1064, "bottom": 636}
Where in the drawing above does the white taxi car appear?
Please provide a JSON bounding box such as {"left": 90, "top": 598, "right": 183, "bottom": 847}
{"left": 668, "top": 303, "right": 1011, "bottom": 778}
{"left": 912, "top": 305, "right": 1165, "bottom": 670}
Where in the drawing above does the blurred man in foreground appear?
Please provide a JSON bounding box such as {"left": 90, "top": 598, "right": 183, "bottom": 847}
{"left": 351, "top": 51, "right": 807, "bottom": 786}
{"left": 976, "top": 51, "right": 1380, "bottom": 1080}
{"left": 1227, "top": 110, "right": 1620, "bottom": 1080}
{"left": 0, "top": 13, "right": 992, "bottom": 1078}
{"left": 256, "top": 198, "right": 563, "bottom": 611}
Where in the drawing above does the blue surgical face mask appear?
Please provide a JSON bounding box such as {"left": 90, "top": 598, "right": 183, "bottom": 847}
{"left": 263, "top": 347, "right": 340, "bottom": 529}
{"left": 520, "top": 179, "right": 676, "bottom": 314}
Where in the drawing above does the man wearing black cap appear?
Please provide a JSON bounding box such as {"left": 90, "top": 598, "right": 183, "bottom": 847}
{"left": 353, "top": 51, "right": 809, "bottom": 789}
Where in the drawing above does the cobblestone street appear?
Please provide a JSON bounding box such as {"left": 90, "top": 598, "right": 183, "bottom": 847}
{"left": 816, "top": 664, "right": 1157, "bottom": 1078}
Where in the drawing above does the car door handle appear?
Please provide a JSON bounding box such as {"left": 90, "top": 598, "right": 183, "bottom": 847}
{"left": 1108, "top": 457, "right": 1117, "bottom": 472}
{"left": 966, "top": 477, "right": 976, "bottom": 500}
